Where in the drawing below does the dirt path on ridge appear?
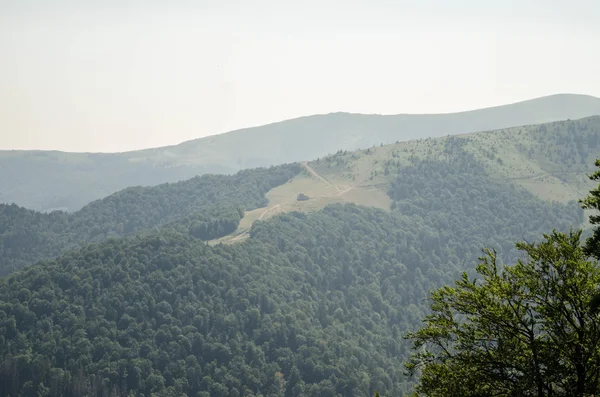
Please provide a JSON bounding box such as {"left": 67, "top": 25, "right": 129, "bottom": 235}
{"left": 302, "top": 146, "right": 394, "bottom": 197}
{"left": 301, "top": 162, "right": 343, "bottom": 193}
{"left": 230, "top": 204, "right": 287, "bottom": 242}
{"left": 228, "top": 148, "right": 395, "bottom": 244}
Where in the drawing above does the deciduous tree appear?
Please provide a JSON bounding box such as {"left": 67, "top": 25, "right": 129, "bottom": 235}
{"left": 406, "top": 230, "right": 600, "bottom": 397}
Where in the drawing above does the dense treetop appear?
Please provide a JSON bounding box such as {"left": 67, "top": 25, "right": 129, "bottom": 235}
{"left": 405, "top": 158, "right": 600, "bottom": 397}
{"left": 406, "top": 229, "right": 600, "bottom": 397}
{"left": 0, "top": 164, "right": 300, "bottom": 275}
{"left": 0, "top": 151, "right": 583, "bottom": 396}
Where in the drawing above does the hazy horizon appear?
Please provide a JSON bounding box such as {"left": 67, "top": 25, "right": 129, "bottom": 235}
{"left": 2, "top": 0, "right": 600, "bottom": 152}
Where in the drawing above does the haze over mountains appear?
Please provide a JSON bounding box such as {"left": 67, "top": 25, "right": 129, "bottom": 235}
{"left": 5, "top": 0, "right": 600, "bottom": 395}
{"left": 2, "top": 114, "right": 598, "bottom": 276}
{"left": 1, "top": 111, "right": 595, "bottom": 396}
{"left": 2, "top": 93, "right": 600, "bottom": 212}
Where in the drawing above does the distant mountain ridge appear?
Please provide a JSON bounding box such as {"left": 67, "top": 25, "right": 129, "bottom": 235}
{"left": 0, "top": 164, "right": 300, "bottom": 276}
{"left": 141, "top": 93, "right": 600, "bottom": 166}
{"left": 2, "top": 93, "right": 600, "bottom": 212}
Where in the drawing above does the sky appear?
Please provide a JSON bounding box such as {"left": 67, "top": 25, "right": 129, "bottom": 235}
{"left": 1, "top": 0, "right": 600, "bottom": 152}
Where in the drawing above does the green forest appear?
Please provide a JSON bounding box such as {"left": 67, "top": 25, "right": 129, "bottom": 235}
{"left": 406, "top": 159, "right": 600, "bottom": 397}
{"left": 0, "top": 164, "right": 300, "bottom": 276}
{"left": 3, "top": 3, "right": 600, "bottom": 395}
{"left": 0, "top": 142, "right": 589, "bottom": 396}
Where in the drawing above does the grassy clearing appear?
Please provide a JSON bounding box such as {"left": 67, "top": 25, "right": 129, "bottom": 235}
{"left": 214, "top": 162, "right": 393, "bottom": 244}
{"left": 214, "top": 118, "right": 600, "bottom": 244}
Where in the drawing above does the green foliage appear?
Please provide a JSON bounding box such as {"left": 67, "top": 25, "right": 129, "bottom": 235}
{"left": 406, "top": 230, "right": 600, "bottom": 397}
{"left": 0, "top": 148, "right": 585, "bottom": 397}
{"left": 388, "top": 150, "right": 584, "bottom": 263}
{"left": 181, "top": 206, "right": 245, "bottom": 240}
{"left": 512, "top": 118, "right": 600, "bottom": 170}
{"left": 581, "top": 158, "right": 600, "bottom": 259}
{"left": 0, "top": 162, "right": 583, "bottom": 397}
{"left": 0, "top": 164, "right": 300, "bottom": 275}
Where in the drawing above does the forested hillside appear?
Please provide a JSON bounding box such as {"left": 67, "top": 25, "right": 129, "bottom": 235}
{"left": 404, "top": 160, "right": 600, "bottom": 397}
{"left": 0, "top": 150, "right": 584, "bottom": 396}
{"left": 3, "top": 1, "right": 600, "bottom": 395}
{"left": 2, "top": 94, "right": 599, "bottom": 212}
{"left": 301, "top": 116, "right": 600, "bottom": 207}
{"left": 216, "top": 117, "right": 600, "bottom": 244}
{"left": 0, "top": 164, "right": 300, "bottom": 276}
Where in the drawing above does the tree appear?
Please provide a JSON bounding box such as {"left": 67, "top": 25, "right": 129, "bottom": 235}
{"left": 406, "top": 230, "right": 600, "bottom": 397}
{"left": 581, "top": 159, "right": 600, "bottom": 259}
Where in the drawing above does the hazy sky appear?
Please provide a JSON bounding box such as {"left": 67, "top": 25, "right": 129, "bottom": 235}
{"left": 1, "top": 0, "right": 600, "bottom": 152}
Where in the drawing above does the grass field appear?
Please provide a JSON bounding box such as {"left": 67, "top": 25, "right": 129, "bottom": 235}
{"left": 213, "top": 163, "right": 393, "bottom": 244}
{"left": 213, "top": 118, "right": 600, "bottom": 244}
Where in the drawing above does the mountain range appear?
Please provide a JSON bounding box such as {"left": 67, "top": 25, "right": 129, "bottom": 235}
{"left": 0, "top": 116, "right": 592, "bottom": 396}
{"left": 1, "top": 94, "right": 600, "bottom": 397}
{"left": 2, "top": 93, "right": 600, "bottom": 212}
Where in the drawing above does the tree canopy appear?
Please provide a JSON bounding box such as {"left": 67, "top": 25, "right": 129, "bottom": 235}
{"left": 0, "top": 158, "right": 583, "bottom": 397}
{"left": 407, "top": 158, "right": 600, "bottom": 397}
{"left": 0, "top": 164, "right": 300, "bottom": 275}
{"left": 406, "top": 230, "right": 600, "bottom": 397}
{"left": 0, "top": 146, "right": 587, "bottom": 397}
{"left": 581, "top": 159, "right": 600, "bottom": 259}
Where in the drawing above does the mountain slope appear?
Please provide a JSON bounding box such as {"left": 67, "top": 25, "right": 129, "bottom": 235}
{"left": 2, "top": 116, "right": 598, "bottom": 275}
{"left": 0, "top": 164, "right": 300, "bottom": 276}
{"left": 219, "top": 116, "right": 600, "bottom": 241}
{"left": 0, "top": 172, "right": 582, "bottom": 396}
{"left": 2, "top": 115, "right": 599, "bottom": 274}
{"left": 2, "top": 93, "right": 599, "bottom": 212}
{"left": 0, "top": 119, "right": 591, "bottom": 396}
{"left": 161, "top": 93, "right": 600, "bottom": 169}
